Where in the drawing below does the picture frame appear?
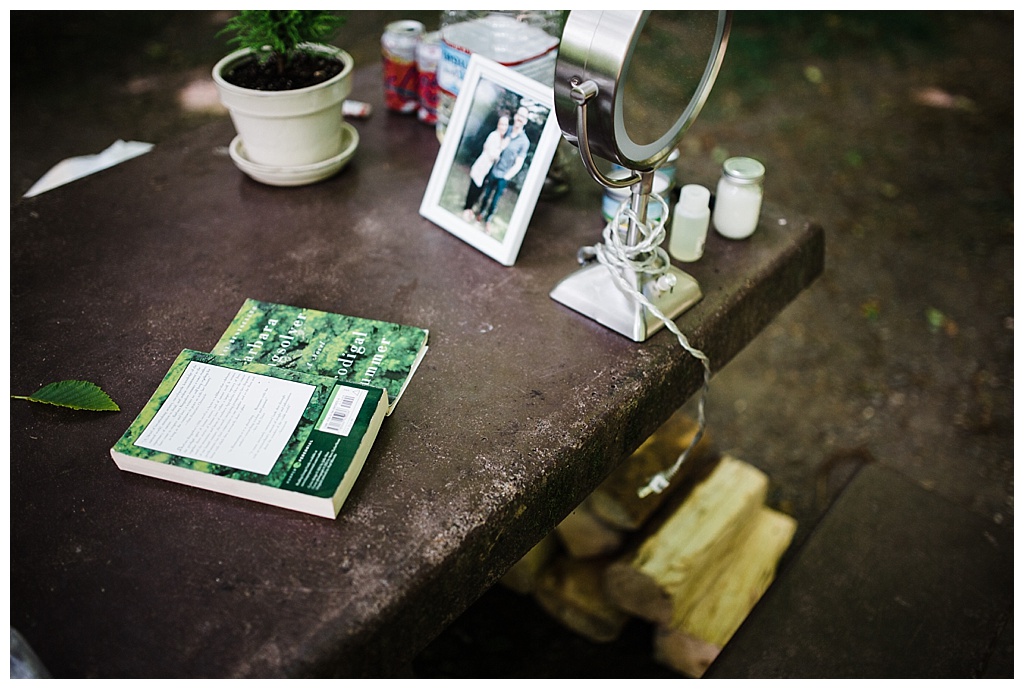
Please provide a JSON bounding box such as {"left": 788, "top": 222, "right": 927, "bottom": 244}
{"left": 419, "top": 53, "right": 561, "bottom": 267}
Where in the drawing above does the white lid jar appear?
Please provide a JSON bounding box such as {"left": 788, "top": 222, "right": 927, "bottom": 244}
{"left": 602, "top": 169, "right": 671, "bottom": 225}
{"left": 712, "top": 157, "right": 765, "bottom": 240}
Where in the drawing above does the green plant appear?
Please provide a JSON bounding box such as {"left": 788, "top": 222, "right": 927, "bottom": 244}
{"left": 220, "top": 10, "right": 345, "bottom": 75}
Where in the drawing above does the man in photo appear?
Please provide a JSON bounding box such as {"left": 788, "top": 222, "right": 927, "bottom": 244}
{"left": 476, "top": 106, "right": 531, "bottom": 235}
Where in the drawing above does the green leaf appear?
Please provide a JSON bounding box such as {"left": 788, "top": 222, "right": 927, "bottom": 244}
{"left": 12, "top": 380, "right": 120, "bottom": 412}
{"left": 925, "top": 307, "right": 946, "bottom": 333}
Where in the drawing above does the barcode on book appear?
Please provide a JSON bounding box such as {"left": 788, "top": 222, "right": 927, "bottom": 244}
{"left": 318, "top": 385, "right": 368, "bottom": 437}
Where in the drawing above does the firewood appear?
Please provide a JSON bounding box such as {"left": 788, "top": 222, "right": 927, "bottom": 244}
{"left": 652, "top": 626, "right": 722, "bottom": 678}
{"left": 555, "top": 502, "right": 626, "bottom": 559}
{"left": 500, "top": 533, "right": 558, "bottom": 595}
{"left": 534, "top": 555, "right": 629, "bottom": 643}
{"left": 588, "top": 408, "right": 718, "bottom": 531}
{"left": 604, "top": 456, "right": 768, "bottom": 624}
{"left": 652, "top": 506, "right": 796, "bottom": 677}
{"left": 673, "top": 506, "right": 796, "bottom": 646}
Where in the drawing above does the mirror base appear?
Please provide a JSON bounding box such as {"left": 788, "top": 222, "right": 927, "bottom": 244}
{"left": 550, "top": 263, "right": 702, "bottom": 342}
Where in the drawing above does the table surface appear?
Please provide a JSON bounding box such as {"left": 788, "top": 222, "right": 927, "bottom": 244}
{"left": 9, "top": 65, "right": 823, "bottom": 678}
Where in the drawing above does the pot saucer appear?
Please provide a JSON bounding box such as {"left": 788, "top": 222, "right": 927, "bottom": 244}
{"left": 228, "top": 122, "right": 359, "bottom": 187}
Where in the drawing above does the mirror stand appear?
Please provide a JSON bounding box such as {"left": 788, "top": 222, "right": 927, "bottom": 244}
{"left": 550, "top": 78, "right": 701, "bottom": 341}
{"left": 550, "top": 260, "right": 701, "bottom": 342}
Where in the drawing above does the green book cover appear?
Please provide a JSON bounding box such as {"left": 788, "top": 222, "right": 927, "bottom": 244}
{"left": 110, "top": 349, "right": 388, "bottom": 519}
{"left": 212, "top": 299, "right": 428, "bottom": 415}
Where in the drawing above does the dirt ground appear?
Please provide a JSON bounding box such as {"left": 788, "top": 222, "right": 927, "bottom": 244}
{"left": 10, "top": 11, "right": 1013, "bottom": 678}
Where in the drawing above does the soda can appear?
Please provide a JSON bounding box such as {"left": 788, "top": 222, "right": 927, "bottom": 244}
{"left": 382, "top": 20, "right": 424, "bottom": 114}
{"left": 416, "top": 31, "right": 442, "bottom": 124}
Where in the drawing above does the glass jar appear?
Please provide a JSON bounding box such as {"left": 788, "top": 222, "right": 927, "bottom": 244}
{"left": 712, "top": 157, "right": 765, "bottom": 240}
{"left": 435, "top": 10, "right": 565, "bottom": 141}
{"left": 602, "top": 170, "right": 671, "bottom": 226}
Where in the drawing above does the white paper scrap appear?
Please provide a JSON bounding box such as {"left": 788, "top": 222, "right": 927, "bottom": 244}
{"left": 24, "top": 139, "right": 155, "bottom": 198}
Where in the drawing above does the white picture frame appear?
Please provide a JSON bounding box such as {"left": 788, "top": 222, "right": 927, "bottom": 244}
{"left": 419, "top": 54, "right": 560, "bottom": 267}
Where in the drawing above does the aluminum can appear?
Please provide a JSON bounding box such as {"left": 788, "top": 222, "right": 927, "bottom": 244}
{"left": 382, "top": 20, "right": 424, "bottom": 113}
{"left": 416, "top": 31, "right": 442, "bottom": 124}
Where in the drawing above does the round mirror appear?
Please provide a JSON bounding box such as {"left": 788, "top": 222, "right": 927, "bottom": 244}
{"left": 554, "top": 10, "right": 730, "bottom": 172}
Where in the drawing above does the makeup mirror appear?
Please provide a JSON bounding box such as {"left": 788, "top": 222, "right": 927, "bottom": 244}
{"left": 550, "top": 10, "right": 731, "bottom": 341}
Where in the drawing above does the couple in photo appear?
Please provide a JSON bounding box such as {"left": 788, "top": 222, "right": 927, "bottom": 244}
{"left": 462, "top": 106, "right": 531, "bottom": 236}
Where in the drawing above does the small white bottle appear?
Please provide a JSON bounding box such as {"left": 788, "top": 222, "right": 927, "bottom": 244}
{"left": 669, "top": 184, "right": 711, "bottom": 262}
{"left": 713, "top": 157, "right": 765, "bottom": 240}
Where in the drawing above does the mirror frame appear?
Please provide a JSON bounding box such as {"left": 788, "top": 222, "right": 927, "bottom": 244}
{"left": 554, "top": 10, "right": 731, "bottom": 172}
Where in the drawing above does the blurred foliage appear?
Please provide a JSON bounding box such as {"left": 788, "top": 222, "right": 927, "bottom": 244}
{"left": 734, "top": 11, "right": 943, "bottom": 59}
{"left": 712, "top": 11, "right": 951, "bottom": 103}
{"left": 12, "top": 10, "right": 230, "bottom": 86}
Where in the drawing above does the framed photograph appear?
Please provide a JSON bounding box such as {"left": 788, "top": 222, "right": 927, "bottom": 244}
{"left": 419, "top": 54, "right": 561, "bottom": 266}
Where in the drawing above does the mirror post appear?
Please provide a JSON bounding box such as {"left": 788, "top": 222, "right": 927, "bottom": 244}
{"left": 550, "top": 10, "right": 729, "bottom": 341}
{"left": 627, "top": 170, "right": 655, "bottom": 247}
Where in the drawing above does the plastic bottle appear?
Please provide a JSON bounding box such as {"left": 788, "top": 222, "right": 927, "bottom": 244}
{"left": 669, "top": 184, "right": 711, "bottom": 262}
{"left": 713, "top": 157, "right": 765, "bottom": 240}
{"left": 435, "top": 10, "right": 565, "bottom": 141}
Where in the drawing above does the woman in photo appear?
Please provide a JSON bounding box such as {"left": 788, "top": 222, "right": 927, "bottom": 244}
{"left": 462, "top": 112, "right": 509, "bottom": 222}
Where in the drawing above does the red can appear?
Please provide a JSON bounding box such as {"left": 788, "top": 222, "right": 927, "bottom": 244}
{"left": 382, "top": 20, "right": 424, "bottom": 114}
{"left": 416, "top": 31, "right": 442, "bottom": 124}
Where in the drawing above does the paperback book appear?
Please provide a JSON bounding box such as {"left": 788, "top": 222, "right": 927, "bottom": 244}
{"left": 212, "top": 298, "right": 429, "bottom": 415}
{"left": 110, "top": 349, "right": 388, "bottom": 519}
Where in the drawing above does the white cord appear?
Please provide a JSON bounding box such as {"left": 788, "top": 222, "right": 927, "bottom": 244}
{"left": 588, "top": 193, "right": 712, "bottom": 499}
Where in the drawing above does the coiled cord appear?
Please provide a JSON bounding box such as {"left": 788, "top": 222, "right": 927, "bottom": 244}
{"left": 587, "top": 193, "right": 712, "bottom": 498}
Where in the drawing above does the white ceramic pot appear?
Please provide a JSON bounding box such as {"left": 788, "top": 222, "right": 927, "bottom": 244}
{"left": 213, "top": 44, "right": 354, "bottom": 168}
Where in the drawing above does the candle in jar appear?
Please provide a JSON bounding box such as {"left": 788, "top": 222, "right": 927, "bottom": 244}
{"left": 712, "top": 157, "right": 765, "bottom": 240}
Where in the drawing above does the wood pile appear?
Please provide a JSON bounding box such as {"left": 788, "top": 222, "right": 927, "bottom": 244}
{"left": 500, "top": 408, "right": 796, "bottom": 677}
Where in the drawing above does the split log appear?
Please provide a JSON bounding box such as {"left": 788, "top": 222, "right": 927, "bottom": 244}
{"left": 604, "top": 456, "right": 768, "bottom": 624}
{"left": 673, "top": 505, "right": 796, "bottom": 646}
{"left": 653, "top": 506, "right": 797, "bottom": 676}
{"left": 652, "top": 627, "right": 721, "bottom": 678}
{"left": 533, "top": 555, "right": 629, "bottom": 643}
{"left": 587, "top": 408, "right": 717, "bottom": 531}
{"left": 500, "top": 533, "right": 558, "bottom": 595}
{"left": 555, "top": 503, "right": 625, "bottom": 559}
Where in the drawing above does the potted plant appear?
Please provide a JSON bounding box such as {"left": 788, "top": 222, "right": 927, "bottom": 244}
{"left": 213, "top": 10, "right": 358, "bottom": 185}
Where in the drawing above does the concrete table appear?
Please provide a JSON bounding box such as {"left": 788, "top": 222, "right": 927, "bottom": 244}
{"left": 9, "top": 67, "right": 823, "bottom": 677}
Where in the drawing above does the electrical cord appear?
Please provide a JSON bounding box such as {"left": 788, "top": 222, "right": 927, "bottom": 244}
{"left": 587, "top": 193, "right": 712, "bottom": 499}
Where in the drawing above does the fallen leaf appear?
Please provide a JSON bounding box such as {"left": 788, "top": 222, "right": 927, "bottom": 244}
{"left": 860, "top": 299, "right": 881, "bottom": 321}
{"left": 11, "top": 380, "right": 120, "bottom": 411}
{"left": 912, "top": 86, "right": 977, "bottom": 111}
